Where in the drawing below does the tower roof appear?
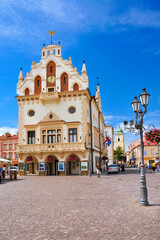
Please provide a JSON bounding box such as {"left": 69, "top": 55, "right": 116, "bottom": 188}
{"left": 116, "top": 127, "right": 123, "bottom": 134}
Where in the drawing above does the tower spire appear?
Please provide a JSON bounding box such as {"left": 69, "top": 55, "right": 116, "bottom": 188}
{"left": 48, "top": 30, "right": 55, "bottom": 44}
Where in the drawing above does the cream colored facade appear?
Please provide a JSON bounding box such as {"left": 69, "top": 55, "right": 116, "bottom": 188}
{"left": 16, "top": 39, "right": 107, "bottom": 176}
{"left": 114, "top": 128, "right": 125, "bottom": 151}
{"left": 128, "top": 138, "right": 159, "bottom": 165}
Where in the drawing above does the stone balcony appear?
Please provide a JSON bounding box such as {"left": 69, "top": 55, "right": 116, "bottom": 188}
{"left": 17, "top": 142, "right": 85, "bottom": 154}
{"left": 40, "top": 92, "right": 60, "bottom": 103}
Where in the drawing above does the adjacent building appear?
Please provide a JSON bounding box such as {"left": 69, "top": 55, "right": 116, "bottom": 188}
{"left": 16, "top": 34, "right": 108, "bottom": 176}
{"left": 128, "top": 138, "right": 159, "bottom": 165}
{"left": 0, "top": 133, "right": 18, "bottom": 166}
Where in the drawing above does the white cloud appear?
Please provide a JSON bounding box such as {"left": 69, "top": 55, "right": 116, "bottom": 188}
{"left": 0, "top": 127, "right": 18, "bottom": 136}
{"left": 118, "top": 8, "right": 160, "bottom": 28}
{"left": 0, "top": 0, "right": 160, "bottom": 49}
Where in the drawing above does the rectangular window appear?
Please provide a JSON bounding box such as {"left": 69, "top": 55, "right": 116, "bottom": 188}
{"left": 43, "top": 135, "right": 46, "bottom": 144}
{"left": 151, "top": 149, "right": 154, "bottom": 155}
{"left": 15, "top": 145, "right": 17, "bottom": 150}
{"left": 57, "top": 134, "right": 61, "bottom": 143}
{"left": 4, "top": 145, "right": 7, "bottom": 150}
{"left": 4, "top": 154, "right": 6, "bottom": 159}
{"left": 144, "top": 150, "right": 147, "bottom": 155}
{"left": 42, "top": 129, "right": 61, "bottom": 144}
{"left": 10, "top": 154, "right": 12, "bottom": 159}
{"left": 69, "top": 128, "right": 77, "bottom": 142}
{"left": 28, "top": 131, "right": 35, "bottom": 144}
{"left": 16, "top": 154, "right": 18, "bottom": 159}
{"left": 9, "top": 145, "right": 12, "bottom": 150}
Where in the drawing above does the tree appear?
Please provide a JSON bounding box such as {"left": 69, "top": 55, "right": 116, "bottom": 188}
{"left": 114, "top": 146, "right": 125, "bottom": 163}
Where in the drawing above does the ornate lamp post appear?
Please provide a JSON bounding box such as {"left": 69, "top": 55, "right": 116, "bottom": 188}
{"left": 124, "top": 88, "right": 150, "bottom": 206}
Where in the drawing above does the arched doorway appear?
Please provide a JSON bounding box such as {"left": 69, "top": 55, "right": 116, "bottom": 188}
{"left": 45, "top": 155, "right": 59, "bottom": 175}
{"left": 66, "top": 154, "right": 80, "bottom": 175}
{"left": 25, "top": 156, "right": 38, "bottom": 175}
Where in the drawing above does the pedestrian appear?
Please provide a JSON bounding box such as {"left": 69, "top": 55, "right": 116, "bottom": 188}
{"left": 121, "top": 163, "right": 125, "bottom": 172}
{"left": 106, "top": 161, "right": 108, "bottom": 172}
{"left": 139, "top": 162, "right": 141, "bottom": 173}
{"left": 156, "top": 164, "right": 159, "bottom": 173}
{"left": 149, "top": 163, "right": 152, "bottom": 173}
{"left": 145, "top": 164, "right": 148, "bottom": 172}
{"left": 96, "top": 163, "right": 101, "bottom": 178}
{"left": 152, "top": 162, "right": 155, "bottom": 172}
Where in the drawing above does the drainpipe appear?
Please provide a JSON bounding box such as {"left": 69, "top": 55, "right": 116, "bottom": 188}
{"left": 98, "top": 111, "right": 101, "bottom": 166}
{"left": 89, "top": 97, "right": 93, "bottom": 173}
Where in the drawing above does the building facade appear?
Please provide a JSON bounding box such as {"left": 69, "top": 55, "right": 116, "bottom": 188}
{"left": 114, "top": 127, "right": 125, "bottom": 151}
{"left": 128, "top": 138, "right": 159, "bottom": 165}
{"left": 16, "top": 36, "right": 107, "bottom": 176}
{"left": 0, "top": 133, "right": 18, "bottom": 166}
{"left": 105, "top": 125, "right": 114, "bottom": 165}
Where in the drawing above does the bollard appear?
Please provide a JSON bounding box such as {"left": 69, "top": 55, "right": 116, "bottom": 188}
{"left": 2, "top": 170, "right": 5, "bottom": 178}
{"left": 10, "top": 171, "right": 12, "bottom": 181}
{"left": 14, "top": 171, "right": 17, "bottom": 180}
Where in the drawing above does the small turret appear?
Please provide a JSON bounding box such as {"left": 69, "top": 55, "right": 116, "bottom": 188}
{"left": 18, "top": 68, "right": 23, "bottom": 82}
{"left": 95, "top": 82, "right": 102, "bottom": 112}
{"left": 81, "top": 60, "right": 87, "bottom": 74}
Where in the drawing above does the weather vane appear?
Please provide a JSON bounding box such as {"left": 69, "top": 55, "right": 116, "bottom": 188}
{"left": 48, "top": 30, "right": 55, "bottom": 44}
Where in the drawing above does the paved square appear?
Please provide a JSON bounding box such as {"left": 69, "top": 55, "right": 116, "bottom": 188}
{"left": 0, "top": 172, "right": 160, "bottom": 240}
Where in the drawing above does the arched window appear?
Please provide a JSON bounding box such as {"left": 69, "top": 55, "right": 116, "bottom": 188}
{"left": 34, "top": 76, "right": 41, "bottom": 94}
{"left": 61, "top": 73, "right": 68, "bottom": 91}
{"left": 73, "top": 83, "right": 79, "bottom": 91}
{"left": 25, "top": 88, "right": 30, "bottom": 95}
{"left": 46, "top": 61, "right": 56, "bottom": 87}
{"left": 118, "top": 138, "right": 120, "bottom": 141}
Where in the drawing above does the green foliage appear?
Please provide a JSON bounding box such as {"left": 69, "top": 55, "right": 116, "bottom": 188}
{"left": 114, "top": 146, "right": 125, "bottom": 162}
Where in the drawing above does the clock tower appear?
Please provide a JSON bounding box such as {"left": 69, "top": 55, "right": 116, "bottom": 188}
{"left": 115, "top": 127, "right": 125, "bottom": 152}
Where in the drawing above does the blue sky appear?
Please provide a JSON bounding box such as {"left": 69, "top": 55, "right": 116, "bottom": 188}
{"left": 0, "top": 0, "right": 160, "bottom": 150}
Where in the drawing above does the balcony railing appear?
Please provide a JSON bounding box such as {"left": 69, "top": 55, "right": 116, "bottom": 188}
{"left": 17, "top": 142, "right": 85, "bottom": 153}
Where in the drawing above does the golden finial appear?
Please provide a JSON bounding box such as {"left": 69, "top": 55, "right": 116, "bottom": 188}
{"left": 48, "top": 30, "right": 55, "bottom": 44}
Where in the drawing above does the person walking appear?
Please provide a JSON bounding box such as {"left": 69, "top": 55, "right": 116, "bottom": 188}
{"left": 139, "top": 162, "right": 141, "bottom": 173}
{"left": 152, "top": 162, "right": 156, "bottom": 172}
{"left": 96, "top": 163, "right": 101, "bottom": 178}
{"left": 156, "top": 164, "right": 159, "bottom": 173}
{"left": 149, "top": 163, "right": 152, "bottom": 173}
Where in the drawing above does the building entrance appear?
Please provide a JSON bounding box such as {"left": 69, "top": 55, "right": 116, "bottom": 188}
{"left": 66, "top": 155, "right": 80, "bottom": 175}
{"left": 45, "top": 156, "right": 58, "bottom": 175}
{"left": 26, "top": 156, "right": 38, "bottom": 175}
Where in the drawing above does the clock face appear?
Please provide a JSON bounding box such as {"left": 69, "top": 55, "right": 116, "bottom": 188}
{"left": 47, "top": 75, "right": 56, "bottom": 84}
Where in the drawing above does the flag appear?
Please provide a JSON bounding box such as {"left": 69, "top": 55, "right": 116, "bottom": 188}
{"left": 103, "top": 135, "right": 112, "bottom": 146}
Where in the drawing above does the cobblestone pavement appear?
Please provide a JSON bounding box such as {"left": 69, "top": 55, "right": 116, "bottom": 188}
{"left": 0, "top": 172, "right": 160, "bottom": 240}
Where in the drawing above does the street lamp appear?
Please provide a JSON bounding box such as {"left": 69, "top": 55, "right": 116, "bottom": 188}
{"left": 124, "top": 87, "right": 150, "bottom": 206}
{"left": 85, "top": 133, "right": 91, "bottom": 177}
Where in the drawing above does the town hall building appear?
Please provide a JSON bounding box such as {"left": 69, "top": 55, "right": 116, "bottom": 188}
{"left": 17, "top": 31, "right": 108, "bottom": 176}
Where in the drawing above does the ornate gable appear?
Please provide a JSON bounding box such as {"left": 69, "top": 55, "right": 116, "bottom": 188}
{"left": 42, "top": 111, "right": 61, "bottom": 122}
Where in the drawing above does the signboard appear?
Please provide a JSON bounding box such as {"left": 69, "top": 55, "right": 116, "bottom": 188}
{"left": 58, "top": 162, "right": 64, "bottom": 171}
{"left": 81, "top": 162, "right": 88, "bottom": 171}
{"left": 39, "top": 163, "right": 45, "bottom": 171}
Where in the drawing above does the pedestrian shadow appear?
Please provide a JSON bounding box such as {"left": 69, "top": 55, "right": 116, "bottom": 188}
{"left": 149, "top": 203, "right": 160, "bottom": 207}
{"left": 0, "top": 178, "right": 25, "bottom": 184}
